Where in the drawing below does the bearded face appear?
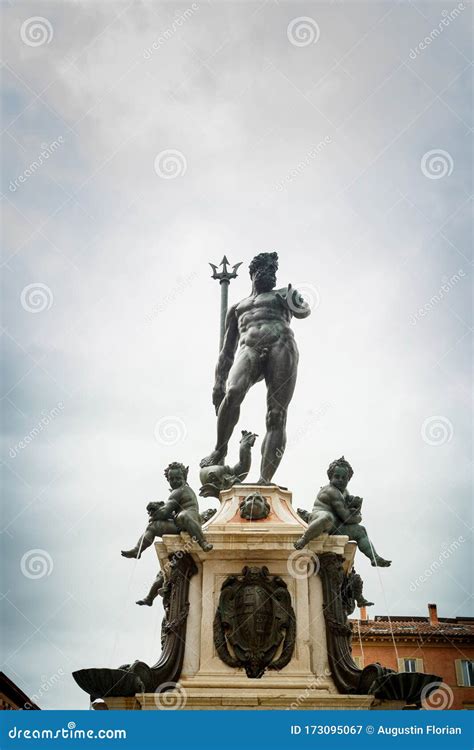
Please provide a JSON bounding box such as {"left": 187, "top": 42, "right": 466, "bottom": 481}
{"left": 252, "top": 263, "right": 277, "bottom": 292}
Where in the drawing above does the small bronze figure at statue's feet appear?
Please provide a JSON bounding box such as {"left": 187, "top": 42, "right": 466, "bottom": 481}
{"left": 199, "top": 430, "right": 257, "bottom": 498}
{"left": 121, "top": 462, "right": 213, "bottom": 560}
{"left": 294, "top": 457, "right": 391, "bottom": 568}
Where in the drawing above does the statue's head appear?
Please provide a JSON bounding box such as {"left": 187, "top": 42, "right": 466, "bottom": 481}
{"left": 249, "top": 252, "right": 278, "bottom": 293}
{"left": 327, "top": 456, "right": 353, "bottom": 491}
{"left": 164, "top": 461, "right": 188, "bottom": 488}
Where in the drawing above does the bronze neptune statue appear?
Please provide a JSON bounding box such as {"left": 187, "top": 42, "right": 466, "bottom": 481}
{"left": 201, "top": 252, "right": 311, "bottom": 483}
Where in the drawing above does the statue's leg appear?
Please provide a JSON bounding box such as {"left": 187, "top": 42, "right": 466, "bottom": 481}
{"left": 137, "top": 571, "right": 165, "bottom": 606}
{"left": 294, "top": 511, "right": 333, "bottom": 550}
{"left": 121, "top": 521, "right": 176, "bottom": 559}
{"left": 259, "top": 341, "right": 298, "bottom": 483}
{"left": 350, "top": 525, "right": 391, "bottom": 567}
{"left": 176, "top": 511, "right": 213, "bottom": 551}
{"left": 201, "top": 346, "right": 261, "bottom": 467}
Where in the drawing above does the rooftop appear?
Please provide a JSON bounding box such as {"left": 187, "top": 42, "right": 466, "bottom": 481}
{"left": 349, "top": 604, "right": 474, "bottom": 641}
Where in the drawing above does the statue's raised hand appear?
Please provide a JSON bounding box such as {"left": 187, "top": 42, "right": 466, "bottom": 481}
{"left": 276, "top": 283, "right": 293, "bottom": 305}
{"left": 277, "top": 283, "right": 310, "bottom": 318}
{"left": 240, "top": 430, "right": 257, "bottom": 447}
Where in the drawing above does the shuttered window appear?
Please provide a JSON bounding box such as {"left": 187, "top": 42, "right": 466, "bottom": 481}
{"left": 455, "top": 660, "right": 474, "bottom": 687}
{"left": 397, "top": 658, "right": 424, "bottom": 673}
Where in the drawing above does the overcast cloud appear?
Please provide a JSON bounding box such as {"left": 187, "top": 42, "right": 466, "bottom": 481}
{"left": 1, "top": 0, "right": 472, "bottom": 709}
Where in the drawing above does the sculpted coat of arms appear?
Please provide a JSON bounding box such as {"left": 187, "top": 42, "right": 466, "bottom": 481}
{"left": 213, "top": 566, "right": 296, "bottom": 678}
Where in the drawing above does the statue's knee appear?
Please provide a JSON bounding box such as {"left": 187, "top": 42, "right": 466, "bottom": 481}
{"left": 226, "top": 386, "right": 244, "bottom": 407}
{"left": 266, "top": 408, "right": 286, "bottom": 430}
{"left": 175, "top": 511, "right": 187, "bottom": 527}
{"left": 321, "top": 512, "right": 333, "bottom": 528}
{"left": 310, "top": 511, "right": 331, "bottom": 529}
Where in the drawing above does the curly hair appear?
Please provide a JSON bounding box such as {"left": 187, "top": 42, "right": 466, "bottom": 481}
{"left": 164, "top": 462, "right": 189, "bottom": 481}
{"left": 249, "top": 251, "right": 278, "bottom": 278}
{"left": 327, "top": 455, "right": 354, "bottom": 481}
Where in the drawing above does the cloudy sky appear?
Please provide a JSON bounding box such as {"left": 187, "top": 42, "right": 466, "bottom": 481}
{"left": 1, "top": 0, "right": 472, "bottom": 709}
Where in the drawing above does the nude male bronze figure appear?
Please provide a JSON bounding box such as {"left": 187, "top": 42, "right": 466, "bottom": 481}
{"left": 201, "top": 252, "right": 311, "bottom": 483}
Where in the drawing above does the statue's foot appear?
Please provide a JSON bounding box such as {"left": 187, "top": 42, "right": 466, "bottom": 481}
{"left": 121, "top": 548, "right": 140, "bottom": 559}
{"left": 358, "top": 599, "right": 374, "bottom": 607}
{"left": 293, "top": 538, "right": 306, "bottom": 550}
{"left": 256, "top": 478, "right": 275, "bottom": 486}
{"left": 371, "top": 557, "right": 391, "bottom": 567}
{"left": 200, "top": 541, "right": 213, "bottom": 552}
{"left": 199, "top": 449, "right": 226, "bottom": 468}
{"left": 136, "top": 598, "right": 152, "bottom": 607}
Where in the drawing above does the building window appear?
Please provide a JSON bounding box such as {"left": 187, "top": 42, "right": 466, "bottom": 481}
{"left": 455, "top": 660, "right": 474, "bottom": 687}
{"left": 398, "top": 658, "right": 424, "bottom": 673}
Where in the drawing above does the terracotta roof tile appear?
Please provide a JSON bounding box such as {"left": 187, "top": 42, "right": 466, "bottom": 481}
{"left": 349, "top": 618, "right": 474, "bottom": 639}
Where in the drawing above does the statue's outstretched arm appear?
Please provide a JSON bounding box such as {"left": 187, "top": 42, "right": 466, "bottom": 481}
{"left": 231, "top": 431, "right": 257, "bottom": 479}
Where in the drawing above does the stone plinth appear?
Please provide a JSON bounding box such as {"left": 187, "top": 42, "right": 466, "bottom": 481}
{"left": 148, "top": 484, "right": 365, "bottom": 710}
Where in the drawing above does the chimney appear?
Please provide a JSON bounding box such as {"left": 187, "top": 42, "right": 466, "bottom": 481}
{"left": 360, "top": 606, "right": 368, "bottom": 622}
{"left": 428, "top": 603, "right": 438, "bottom": 625}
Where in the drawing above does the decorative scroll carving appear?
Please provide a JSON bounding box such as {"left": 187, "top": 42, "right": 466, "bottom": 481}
{"left": 318, "top": 554, "right": 435, "bottom": 703}
{"left": 318, "top": 553, "right": 363, "bottom": 694}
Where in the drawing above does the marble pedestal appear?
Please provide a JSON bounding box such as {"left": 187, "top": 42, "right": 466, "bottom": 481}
{"left": 136, "top": 484, "right": 374, "bottom": 710}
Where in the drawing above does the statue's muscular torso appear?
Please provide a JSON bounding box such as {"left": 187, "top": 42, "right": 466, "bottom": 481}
{"left": 234, "top": 290, "right": 296, "bottom": 350}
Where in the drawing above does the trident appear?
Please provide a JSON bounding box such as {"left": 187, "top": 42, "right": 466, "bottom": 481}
{"left": 209, "top": 256, "right": 242, "bottom": 352}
